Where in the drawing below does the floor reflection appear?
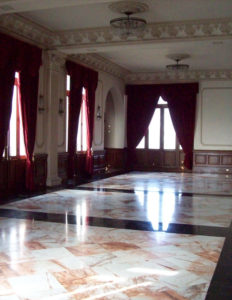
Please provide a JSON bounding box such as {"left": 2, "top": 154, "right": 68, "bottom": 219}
{"left": 136, "top": 191, "right": 177, "bottom": 231}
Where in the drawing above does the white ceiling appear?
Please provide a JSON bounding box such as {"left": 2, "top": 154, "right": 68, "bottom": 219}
{"left": 20, "top": 0, "right": 232, "bottom": 30}
{"left": 1, "top": 0, "right": 231, "bottom": 73}
{"left": 99, "top": 39, "right": 232, "bottom": 72}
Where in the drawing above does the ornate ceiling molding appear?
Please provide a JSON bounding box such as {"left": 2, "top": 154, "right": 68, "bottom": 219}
{"left": 70, "top": 53, "right": 128, "bottom": 79}
{"left": 0, "top": 14, "right": 231, "bottom": 50}
{"left": 0, "top": 14, "right": 232, "bottom": 82}
{"left": 0, "top": 14, "right": 54, "bottom": 47}
{"left": 125, "top": 70, "right": 232, "bottom": 83}
{"left": 54, "top": 18, "right": 232, "bottom": 49}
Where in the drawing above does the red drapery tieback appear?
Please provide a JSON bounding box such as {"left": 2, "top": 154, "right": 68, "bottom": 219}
{"left": 66, "top": 60, "right": 98, "bottom": 179}
{"left": 0, "top": 32, "right": 42, "bottom": 191}
{"left": 126, "top": 83, "right": 199, "bottom": 170}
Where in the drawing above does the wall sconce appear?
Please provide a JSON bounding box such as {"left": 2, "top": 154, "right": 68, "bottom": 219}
{"left": 38, "top": 95, "right": 45, "bottom": 113}
{"left": 96, "top": 105, "right": 102, "bottom": 120}
{"left": 58, "top": 98, "right": 64, "bottom": 115}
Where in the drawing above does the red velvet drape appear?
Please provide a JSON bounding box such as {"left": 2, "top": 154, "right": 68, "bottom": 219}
{"left": 0, "top": 33, "right": 17, "bottom": 157}
{"left": 66, "top": 61, "right": 84, "bottom": 179}
{"left": 126, "top": 85, "right": 160, "bottom": 168}
{"left": 66, "top": 61, "right": 98, "bottom": 178}
{"left": 84, "top": 67, "right": 98, "bottom": 174}
{"left": 0, "top": 33, "right": 42, "bottom": 190}
{"left": 17, "top": 41, "right": 42, "bottom": 191}
{"left": 161, "top": 83, "right": 198, "bottom": 169}
{"left": 126, "top": 83, "right": 199, "bottom": 170}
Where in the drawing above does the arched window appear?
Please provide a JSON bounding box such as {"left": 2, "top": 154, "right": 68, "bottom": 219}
{"left": 66, "top": 75, "right": 87, "bottom": 152}
{"left": 2, "top": 72, "right": 26, "bottom": 158}
{"left": 136, "top": 96, "right": 180, "bottom": 150}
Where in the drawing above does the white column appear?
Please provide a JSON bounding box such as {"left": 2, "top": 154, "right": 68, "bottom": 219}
{"left": 45, "top": 51, "right": 66, "bottom": 186}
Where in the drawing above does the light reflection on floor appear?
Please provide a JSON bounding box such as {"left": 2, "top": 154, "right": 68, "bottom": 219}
{"left": 0, "top": 172, "right": 231, "bottom": 299}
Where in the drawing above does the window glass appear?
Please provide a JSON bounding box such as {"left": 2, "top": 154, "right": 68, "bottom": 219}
{"left": 148, "top": 108, "right": 160, "bottom": 149}
{"left": 9, "top": 72, "right": 26, "bottom": 157}
{"left": 18, "top": 101, "right": 26, "bottom": 156}
{"left": 9, "top": 85, "right": 17, "bottom": 156}
{"left": 76, "top": 88, "right": 87, "bottom": 151}
{"left": 136, "top": 136, "right": 145, "bottom": 149}
{"left": 65, "top": 97, "right": 69, "bottom": 152}
{"left": 157, "top": 97, "right": 167, "bottom": 105}
{"left": 164, "top": 108, "right": 176, "bottom": 149}
{"left": 66, "top": 74, "right": 70, "bottom": 91}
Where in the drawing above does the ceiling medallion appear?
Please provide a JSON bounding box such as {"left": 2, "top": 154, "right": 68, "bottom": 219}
{"left": 109, "top": 1, "right": 149, "bottom": 38}
{"left": 166, "top": 54, "right": 190, "bottom": 71}
{"left": 109, "top": 1, "right": 149, "bottom": 14}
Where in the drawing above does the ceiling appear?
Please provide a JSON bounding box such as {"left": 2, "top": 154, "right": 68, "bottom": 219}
{"left": 19, "top": 0, "right": 232, "bottom": 30}
{"left": 100, "top": 40, "right": 232, "bottom": 72}
{"left": 1, "top": 0, "right": 232, "bottom": 73}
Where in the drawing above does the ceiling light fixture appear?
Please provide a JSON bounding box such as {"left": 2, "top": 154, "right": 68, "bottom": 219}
{"left": 109, "top": 1, "right": 148, "bottom": 37}
{"left": 166, "top": 54, "right": 190, "bottom": 71}
{"left": 110, "top": 11, "right": 147, "bottom": 37}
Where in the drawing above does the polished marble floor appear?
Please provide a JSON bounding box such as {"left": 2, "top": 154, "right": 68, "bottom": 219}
{"left": 80, "top": 172, "right": 232, "bottom": 195}
{"left": 0, "top": 172, "right": 231, "bottom": 300}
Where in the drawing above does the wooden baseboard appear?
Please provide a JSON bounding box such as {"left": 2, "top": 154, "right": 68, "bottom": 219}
{"left": 193, "top": 150, "right": 232, "bottom": 174}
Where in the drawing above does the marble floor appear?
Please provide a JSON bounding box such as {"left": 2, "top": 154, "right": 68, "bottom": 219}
{"left": 0, "top": 172, "right": 231, "bottom": 300}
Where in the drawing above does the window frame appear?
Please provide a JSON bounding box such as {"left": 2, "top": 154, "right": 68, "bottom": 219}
{"left": 66, "top": 75, "right": 87, "bottom": 153}
{"left": 136, "top": 99, "right": 181, "bottom": 151}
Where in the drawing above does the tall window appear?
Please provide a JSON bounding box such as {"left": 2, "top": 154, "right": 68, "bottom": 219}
{"left": 66, "top": 75, "right": 87, "bottom": 152}
{"left": 136, "top": 97, "right": 180, "bottom": 150}
{"left": 3, "top": 72, "right": 26, "bottom": 158}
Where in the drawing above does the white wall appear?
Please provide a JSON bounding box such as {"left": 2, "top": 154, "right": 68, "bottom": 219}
{"left": 194, "top": 80, "right": 232, "bottom": 150}
{"left": 93, "top": 71, "right": 125, "bottom": 150}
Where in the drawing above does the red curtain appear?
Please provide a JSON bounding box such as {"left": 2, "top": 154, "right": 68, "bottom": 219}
{"left": 161, "top": 83, "right": 198, "bottom": 169}
{"left": 0, "top": 33, "right": 16, "bottom": 157}
{"left": 66, "top": 61, "right": 84, "bottom": 179}
{"left": 66, "top": 61, "right": 98, "bottom": 178}
{"left": 83, "top": 67, "right": 98, "bottom": 174}
{"left": 126, "top": 83, "right": 198, "bottom": 170}
{"left": 0, "top": 33, "right": 42, "bottom": 190}
{"left": 18, "top": 41, "right": 42, "bottom": 190}
{"left": 126, "top": 85, "right": 160, "bottom": 168}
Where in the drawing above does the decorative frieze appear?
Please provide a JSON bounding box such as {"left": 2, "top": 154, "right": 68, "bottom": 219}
{"left": 54, "top": 18, "right": 232, "bottom": 48}
{"left": 1, "top": 14, "right": 231, "bottom": 50}
{"left": 0, "top": 14, "right": 232, "bottom": 82}
{"left": 71, "top": 53, "right": 128, "bottom": 79}
{"left": 125, "top": 70, "right": 232, "bottom": 83}
{"left": 0, "top": 14, "right": 54, "bottom": 47}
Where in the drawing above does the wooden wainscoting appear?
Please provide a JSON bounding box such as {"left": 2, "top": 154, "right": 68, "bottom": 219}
{"left": 75, "top": 152, "right": 87, "bottom": 179}
{"left": 0, "top": 153, "right": 47, "bottom": 199}
{"left": 0, "top": 158, "right": 26, "bottom": 198}
{"left": 93, "top": 150, "right": 106, "bottom": 175}
{"left": 58, "top": 151, "right": 106, "bottom": 183}
{"left": 34, "top": 154, "right": 47, "bottom": 190}
{"left": 105, "top": 148, "right": 127, "bottom": 172}
{"left": 193, "top": 150, "right": 232, "bottom": 174}
{"left": 135, "top": 149, "right": 185, "bottom": 172}
{"left": 7, "top": 158, "right": 26, "bottom": 194}
{"left": 58, "top": 152, "right": 69, "bottom": 184}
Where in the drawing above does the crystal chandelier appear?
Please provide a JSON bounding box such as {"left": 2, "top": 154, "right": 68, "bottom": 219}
{"left": 166, "top": 54, "right": 190, "bottom": 71}
{"left": 110, "top": 11, "right": 147, "bottom": 37}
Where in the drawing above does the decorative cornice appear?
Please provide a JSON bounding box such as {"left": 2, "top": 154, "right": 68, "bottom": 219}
{"left": 0, "top": 14, "right": 231, "bottom": 50}
{"left": 0, "top": 14, "right": 232, "bottom": 81}
{"left": 125, "top": 70, "right": 232, "bottom": 83}
{"left": 0, "top": 14, "right": 54, "bottom": 47}
{"left": 54, "top": 18, "right": 232, "bottom": 49}
{"left": 70, "top": 53, "right": 128, "bottom": 79}
{"left": 45, "top": 50, "right": 67, "bottom": 71}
